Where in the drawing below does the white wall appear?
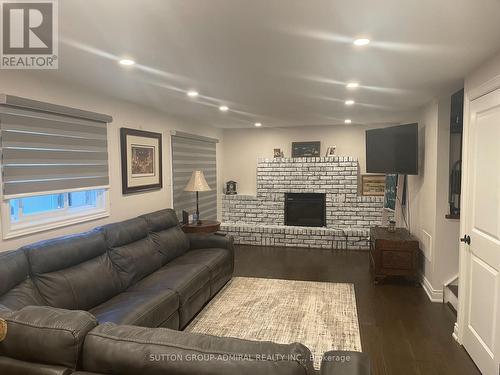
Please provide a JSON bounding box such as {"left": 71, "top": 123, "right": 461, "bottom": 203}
{"left": 221, "top": 122, "right": 418, "bottom": 196}
{"left": 407, "top": 93, "right": 461, "bottom": 301}
{"left": 465, "top": 50, "right": 500, "bottom": 94}
{"left": 0, "top": 72, "right": 223, "bottom": 251}
{"left": 407, "top": 101, "right": 439, "bottom": 290}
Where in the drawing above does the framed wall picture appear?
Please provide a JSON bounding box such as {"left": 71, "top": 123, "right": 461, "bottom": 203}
{"left": 361, "top": 174, "right": 386, "bottom": 196}
{"left": 291, "top": 141, "right": 321, "bottom": 157}
{"left": 273, "top": 148, "right": 284, "bottom": 158}
{"left": 120, "top": 128, "right": 163, "bottom": 194}
{"left": 325, "top": 145, "right": 336, "bottom": 157}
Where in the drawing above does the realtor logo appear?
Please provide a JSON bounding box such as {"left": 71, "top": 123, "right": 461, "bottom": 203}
{"left": 0, "top": 0, "right": 58, "bottom": 69}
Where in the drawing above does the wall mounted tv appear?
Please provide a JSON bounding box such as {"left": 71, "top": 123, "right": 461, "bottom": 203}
{"left": 366, "top": 123, "right": 418, "bottom": 175}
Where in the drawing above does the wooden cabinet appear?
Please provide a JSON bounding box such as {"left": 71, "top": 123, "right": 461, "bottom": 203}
{"left": 369, "top": 227, "right": 420, "bottom": 285}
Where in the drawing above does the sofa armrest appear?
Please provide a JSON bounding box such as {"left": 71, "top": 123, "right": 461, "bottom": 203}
{"left": 187, "top": 233, "right": 234, "bottom": 253}
{"left": 320, "top": 351, "right": 371, "bottom": 375}
{"left": 0, "top": 356, "right": 73, "bottom": 375}
{"left": 0, "top": 306, "right": 97, "bottom": 370}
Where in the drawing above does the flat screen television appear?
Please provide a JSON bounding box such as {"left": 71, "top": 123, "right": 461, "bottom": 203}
{"left": 366, "top": 123, "right": 418, "bottom": 175}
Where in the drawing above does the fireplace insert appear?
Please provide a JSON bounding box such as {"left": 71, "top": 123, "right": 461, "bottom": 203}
{"left": 284, "top": 193, "right": 326, "bottom": 227}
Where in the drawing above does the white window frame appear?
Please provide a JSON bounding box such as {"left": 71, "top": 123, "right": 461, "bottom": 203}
{"left": 1, "top": 186, "right": 110, "bottom": 240}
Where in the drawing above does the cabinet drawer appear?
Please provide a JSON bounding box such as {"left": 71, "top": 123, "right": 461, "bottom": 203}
{"left": 382, "top": 251, "right": 413, "bottom": 269}
{"left": 377, "top": 240, "right": 418, "bottom": 252}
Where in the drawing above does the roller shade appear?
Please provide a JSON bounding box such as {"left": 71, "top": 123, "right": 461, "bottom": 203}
{"left": 171, "top": 132, "right": 218, "bottom": 221}
{"left": 0, "top": 95, "right": 112, "bottom": 198}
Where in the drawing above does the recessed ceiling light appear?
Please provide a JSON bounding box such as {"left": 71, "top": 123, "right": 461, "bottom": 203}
{"left": 219, "top": 105, "right": 229, "bottom": 112}
{"left": 345, "top": 100, "right": 355, "bottom": 106}
{"left": 346, "top": 82, "right": 359, "bottom": 89}
{"left": 119, "top": 59, "right": 135, "bottom": 66}
{"left": 353, "top": 38, "right": 370, "bottom": 46}
{"left": 344, "top": 119, "right": 352, "bottom": 124}
{"left": 187, "top": 90, "right": 199, "bottom": 98}
{"left": 254, "top": 122, "right": 262, "bottom": 127}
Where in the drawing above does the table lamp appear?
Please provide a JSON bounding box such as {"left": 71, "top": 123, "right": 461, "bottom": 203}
{"left": 184, "top": 170, "right": 212, "bottom": 225}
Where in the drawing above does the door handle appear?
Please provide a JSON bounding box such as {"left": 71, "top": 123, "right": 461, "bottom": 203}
{"left": 460, "top": 234, "right": 471, "bottom": 245}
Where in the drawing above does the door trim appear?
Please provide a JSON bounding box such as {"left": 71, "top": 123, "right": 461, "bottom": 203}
{"left": 457, "top": 78, "right": 500, "bottom": 345}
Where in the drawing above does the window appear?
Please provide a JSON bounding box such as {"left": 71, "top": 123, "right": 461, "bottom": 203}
{"left": 0, "top": 94, "right": 113, "bottom": 239}
{"left": 171, "top": 131, "right": 218, "bottom": 221}
{"left": 2, "top": 188, "right": 108, "bottom": 239}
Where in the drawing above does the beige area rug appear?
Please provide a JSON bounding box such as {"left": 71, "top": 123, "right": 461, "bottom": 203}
{"left": 186, "top": 277, "right": 362, "bottom": 369}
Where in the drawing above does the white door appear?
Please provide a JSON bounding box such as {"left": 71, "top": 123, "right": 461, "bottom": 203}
{"left": 462, "top": 88, "right": 500, "bottom": 375}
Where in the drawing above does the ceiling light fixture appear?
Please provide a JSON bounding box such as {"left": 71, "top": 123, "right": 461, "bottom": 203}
{"left": 219, "top": 105, "right": 229, "bottom": 112}
{"left": 119, "top": 59, "right": 135, "bottom": 66}
{"left": 254, "top": 122, "right": 262, "bottom": 127}
{"left": 187, "top": 90, "right": 199, "bottom": 98}
{"left": 345, "top": 100, "right": 355, "bottom": 106}
{"left": 346, "top": 82, "right": 359, "bottom": 89}
{"left": 353, "top": 38, "right": 370, "bottom": 46}
{"left": 344, "top": 119, "right": 352, "bottom": 124}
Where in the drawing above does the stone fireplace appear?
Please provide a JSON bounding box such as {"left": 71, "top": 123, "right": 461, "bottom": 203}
{"left": 221, "top": 156, "right": 387, "bottom": 250}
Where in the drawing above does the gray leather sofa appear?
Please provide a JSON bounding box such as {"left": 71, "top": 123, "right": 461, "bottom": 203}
{"left": 0, "top": 208, "right": 370, "bottom": 375}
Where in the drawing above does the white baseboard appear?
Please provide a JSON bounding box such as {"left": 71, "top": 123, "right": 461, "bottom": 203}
{"left": 420, "top": 273, "right": 444, "bottom": 302}
{"left": 452, "top": 322, "right": 460, "bottom": 343}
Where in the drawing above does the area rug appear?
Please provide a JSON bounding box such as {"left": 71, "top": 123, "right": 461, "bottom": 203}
{"left": 186, "top": 277, "right": 362, "bottom": 369}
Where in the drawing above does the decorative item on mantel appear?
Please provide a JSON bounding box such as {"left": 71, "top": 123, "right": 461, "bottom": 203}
{"left": 225, "top": 180, "right": 237, "bottom": 195}
{"left": 291, "top": 141, "right": 321, "bottom": 157}
{"left": 325, "top": 146, "right": 336, "bottom": 157}
{"left": 184, "top": 170, "right": 212, "bottom": 225}
{"left": 273, "top": 148, "right": 284, "bottom": 158}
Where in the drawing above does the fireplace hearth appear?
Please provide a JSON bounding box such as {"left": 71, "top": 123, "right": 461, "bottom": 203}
{"left": 285, "top": 193, "right": 326, "bottom": 227}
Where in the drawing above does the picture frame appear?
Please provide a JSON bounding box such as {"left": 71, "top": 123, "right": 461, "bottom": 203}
{"left": 361, "top": 174, "right": 386, "bottom": 196}
{"left": 120, "top": 128, "right": 163, "bottom": 194}
{"left": 325, "top": 145, "right": 336, "bottom": 157}
{"left": 291, "top": 141, "right": 321, "bottom": 157}
{"left": 384, "top": 174, "right": 398, "bottom": 211}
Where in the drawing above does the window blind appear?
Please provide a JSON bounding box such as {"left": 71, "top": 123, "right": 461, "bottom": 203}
{"left": 0, "top": 95, "right": 112, "bottom": 198}
{"left": 171, "top": 131, "right": 218, "bottom": 221}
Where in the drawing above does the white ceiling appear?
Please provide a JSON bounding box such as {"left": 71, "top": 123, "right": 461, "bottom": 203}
{"left": 34, "top": 0, "right": 500, "bottom": 127}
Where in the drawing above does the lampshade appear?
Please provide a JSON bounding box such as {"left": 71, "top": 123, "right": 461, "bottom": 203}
{"left": 184, "top": 170, "right": 212, "bottom": 192}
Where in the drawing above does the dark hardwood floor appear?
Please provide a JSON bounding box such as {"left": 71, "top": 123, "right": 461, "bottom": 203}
{"left": 233, "top": 245, "right": 480, "bottom": 375}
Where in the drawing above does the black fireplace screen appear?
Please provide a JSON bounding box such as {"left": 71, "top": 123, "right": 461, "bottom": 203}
{"left": 284, "top": 193, "right": 326, "bottom": 227}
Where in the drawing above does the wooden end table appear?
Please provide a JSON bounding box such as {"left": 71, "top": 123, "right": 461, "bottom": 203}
{"left": 182, "top": 220, "right": 221, "bottom": 234}
{"left": 369, "top": 227, "right": 420, "bottom": 285}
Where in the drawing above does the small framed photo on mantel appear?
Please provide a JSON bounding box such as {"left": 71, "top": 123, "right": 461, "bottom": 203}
{"left": 120, "top": 128, "right": 163, "bottom": 194}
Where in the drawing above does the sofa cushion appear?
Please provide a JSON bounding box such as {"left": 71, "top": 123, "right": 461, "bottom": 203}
{"left": 0, "top": 280, "right": 46, "bottom": 311}
{"left": 0, "top": 250, "right": 45, "bottom": 310}
{"left": 101, "top": 218, "right": 164, "bottom": 287}
{"left": 81, "top": 323, "right": 315, "bottom": 375}
{"left": 90, "top": 288, "right": 179, "bottom": 329}
{"left": 140, "top": 209, "right": 189, "bottom": 264}
{"left": 129, "top": 262, "right": 211, "bottom": 327}
{"left": 23, "top": 231, "right": 123, "bottom": 310}
{"left": 170, "top": 248, "right": 233, "bottom": 296}
{"left": 0, "top": 249, "right": 29, "bottom": 297}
